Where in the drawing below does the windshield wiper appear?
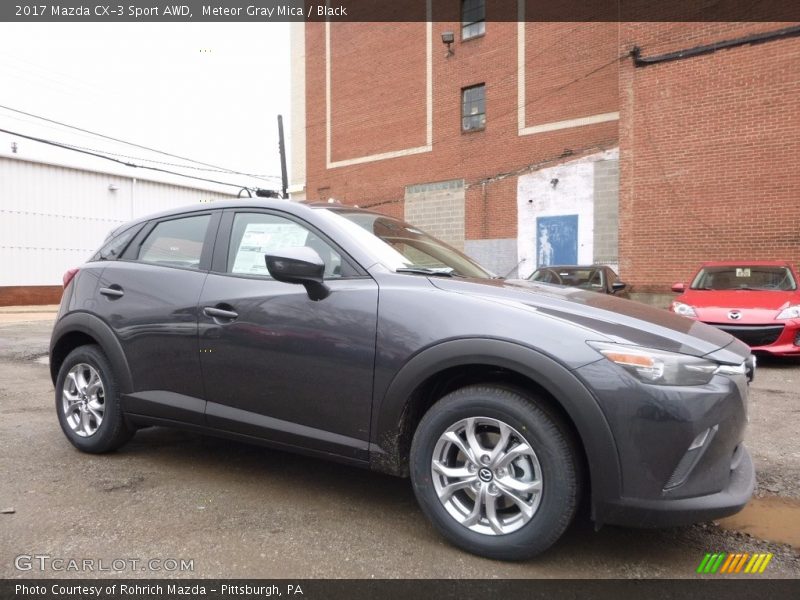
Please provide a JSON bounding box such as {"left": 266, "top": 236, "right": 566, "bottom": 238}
{"left": 396, "top": 267, "right": 457, "bottom": 277}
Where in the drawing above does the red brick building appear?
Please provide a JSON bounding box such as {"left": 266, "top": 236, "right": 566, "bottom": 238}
{"left": 291, "top": 14, "right": 800, "bottom": 299}
{"left": 619, "top": 23, "right": 800, "bottom": 296}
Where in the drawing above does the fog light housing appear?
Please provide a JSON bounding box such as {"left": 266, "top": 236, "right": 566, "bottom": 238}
{"left": 664, "top": 425, "right": 718, "bottom": 490}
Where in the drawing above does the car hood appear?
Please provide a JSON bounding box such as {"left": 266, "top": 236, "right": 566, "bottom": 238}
{"left": 430, "top": 277, "right": 748, "bottom": 361}
{"left": 677, "top": 289, "right": 799, "bottom": 311}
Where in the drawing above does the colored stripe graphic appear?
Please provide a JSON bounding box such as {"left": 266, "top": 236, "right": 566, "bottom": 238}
{"left": 697, "top": 553, "right": 712, "bottom": 574}
{"left": 719, "top": 553, "right": 735, "bottom": 573}
{"left": 735, "top": 553, "right": 750, "bottom": 573}
{"left": 725, "top": 553, "right": 740, "bottom": 573}
{"left": 700, "top": 552, "right": 774, "bottom": 574}
{"left": 711, "top": 553, "right": 726, "bottom": 573}
{"left": 758, "top": 554, "right": 773, "bottom": 573}
{"left": 702, "top": 553, "right": 719, "bottom": 574}
{"left": 744, "top": 554, "right": 760, "bottom": 573}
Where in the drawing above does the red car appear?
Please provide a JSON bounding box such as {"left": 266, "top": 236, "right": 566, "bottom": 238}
{"left": 670, "top": 261, "right": 800, "bottom": 356}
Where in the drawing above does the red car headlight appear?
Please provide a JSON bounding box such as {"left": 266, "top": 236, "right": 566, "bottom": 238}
{"left": 776, "top": 305, "right": 800, "bottom": 319}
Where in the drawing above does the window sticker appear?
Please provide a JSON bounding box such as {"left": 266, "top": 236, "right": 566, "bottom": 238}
{"left": 736, "top": 268, "right": 751, "bottom": 278}
{"left": 232, "top": 222, "right": 308, "bottom": 275}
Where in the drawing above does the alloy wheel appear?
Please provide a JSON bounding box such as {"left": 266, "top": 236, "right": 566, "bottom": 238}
{"left": 431, "top": 416, "right": 543, "bottom": 535}
{"left": 62, "top": 363, "right": 105, "bottom": 437}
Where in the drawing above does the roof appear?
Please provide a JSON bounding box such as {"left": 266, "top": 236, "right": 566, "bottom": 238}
{"left": 0, "top": 149, "right": 242, "bottom": 196}
{"left": 115, "top": 198, "right": 378, "bottom": 230}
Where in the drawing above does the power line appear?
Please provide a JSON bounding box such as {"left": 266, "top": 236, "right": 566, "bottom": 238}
{"left": 57, "top": 140, "right": 283, "bottom": 179}
{"left": 0, "top": 103, "right": 276, "bottom": 183}
{"left": 0, "top": 110, "right": 281, "bottom": 178}
{"left": 0, "top": 126, "right": 277, "bottom": 192}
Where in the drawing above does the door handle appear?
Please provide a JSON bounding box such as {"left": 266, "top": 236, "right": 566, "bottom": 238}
{"left": 203, "top": 306, "right": 239, "bottom": 320}
{"left": 99, "top": 286, "right": 124, "bottom": 298}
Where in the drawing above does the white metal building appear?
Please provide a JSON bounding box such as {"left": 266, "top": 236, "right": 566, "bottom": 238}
{"left": 0, "top": 152, "right": 236, "bottom": 305}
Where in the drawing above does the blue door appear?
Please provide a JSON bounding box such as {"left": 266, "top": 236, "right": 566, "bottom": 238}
{"left": 536, "top": 215, "right": 578, "bottom": 266}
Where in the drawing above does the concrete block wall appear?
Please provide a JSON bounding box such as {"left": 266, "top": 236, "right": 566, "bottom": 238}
{"left": 592, "top": 158, "right": 620, "bottom": 268}
{"left": 404, "top": 179, "right": 465, "bottom": 250}
{"left": 464, "top": 238, "right": 518, "bottom": 277}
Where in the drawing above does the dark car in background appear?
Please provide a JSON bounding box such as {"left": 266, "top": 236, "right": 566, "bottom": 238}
{"left": 51, "top": 200, "right": 754, "bottom": 560}
{"left": 671, "top": 261, "right": 800, "bottom": 356}
{"left": 528, "top": 265, "right": 628, "bottom": 296}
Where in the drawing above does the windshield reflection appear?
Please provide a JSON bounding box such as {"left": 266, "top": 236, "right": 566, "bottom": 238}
{"left": 319, "top": 209, "right": 493, "bottom": 279}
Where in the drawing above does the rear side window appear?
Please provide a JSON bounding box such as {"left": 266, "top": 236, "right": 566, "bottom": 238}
{"left": 137, "top": 215, "right": 210, "bottom": 269}
{"left": 91, "top": 224, "right": 141, "bottom": 262}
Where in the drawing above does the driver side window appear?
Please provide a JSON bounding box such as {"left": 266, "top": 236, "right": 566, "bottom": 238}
{"left": 227, "top": 213, "right": 344, "bottom": 279}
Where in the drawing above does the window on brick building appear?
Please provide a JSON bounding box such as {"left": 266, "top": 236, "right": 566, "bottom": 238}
{"left": 462, "top": 84, "right": 486, "bottom": 132}
{"left": 461, "top": 0, "right": 485, "bottom": 39}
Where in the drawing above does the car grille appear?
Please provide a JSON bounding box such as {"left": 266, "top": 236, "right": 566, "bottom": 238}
{"left": 708, "top": 324, "right": 784, "bottom": 347}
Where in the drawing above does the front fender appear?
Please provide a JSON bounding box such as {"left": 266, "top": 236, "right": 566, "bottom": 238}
{"left": 369, "top": 338, "right": 621, "bottom": 516}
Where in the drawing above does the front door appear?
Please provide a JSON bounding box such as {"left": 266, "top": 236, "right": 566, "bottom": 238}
{"left": 198, "top": 210, "right": 378, "bottom": 460}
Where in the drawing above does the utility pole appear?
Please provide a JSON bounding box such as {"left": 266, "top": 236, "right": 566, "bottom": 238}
{"left": 277, "top": 114, "right": 288, "bottom": 199}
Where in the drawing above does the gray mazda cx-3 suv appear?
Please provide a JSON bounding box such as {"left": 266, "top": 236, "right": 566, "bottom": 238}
{"left": 50, "top": 200, "right": 755, "bottom": 560}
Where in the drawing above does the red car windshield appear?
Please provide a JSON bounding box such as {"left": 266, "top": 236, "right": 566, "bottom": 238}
{"left": 690, "top": 266, "right": 797, "bottom": 291}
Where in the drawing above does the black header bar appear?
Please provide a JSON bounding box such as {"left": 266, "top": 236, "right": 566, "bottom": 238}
{"left": 3, "top": 0, "right": 800, "bottom": 22}
{"left": 3, "top": 579, "right": 800, "bottom": 600}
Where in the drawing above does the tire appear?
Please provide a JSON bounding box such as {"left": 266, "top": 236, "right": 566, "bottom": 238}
{"left": 55, "top": 344, "right": 134, "bottom": 453}
{"left": 410, "top": 385, "right": 580, "bottom": 561}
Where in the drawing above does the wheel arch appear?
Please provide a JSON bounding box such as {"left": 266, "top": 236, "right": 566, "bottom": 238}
{"left": 369, "top": 338, "right": 621, "bottom": 516}
{"left": 49, "top": 312, "right": 134, "bottom": 394}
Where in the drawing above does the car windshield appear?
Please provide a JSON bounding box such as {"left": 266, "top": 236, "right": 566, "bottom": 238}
{"left": 318, "top": 208, "right": 493, "bottom": 278}
{"left": 690, "top": 266, "right": 797, "bottom": 291}
{"left": 530, "top": 267, "right": 604, "bottom": 290}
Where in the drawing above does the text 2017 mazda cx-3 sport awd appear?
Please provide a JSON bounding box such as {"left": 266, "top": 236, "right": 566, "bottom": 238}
{"left": 51, "top": 200, "right": 755, "bottom": 560}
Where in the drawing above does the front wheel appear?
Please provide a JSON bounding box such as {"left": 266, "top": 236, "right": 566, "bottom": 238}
{"left": 55, "top": 344, "right": 133, "bottom": 453}
{"left": 410, "top": 385, "right": 580, "bottom": 560}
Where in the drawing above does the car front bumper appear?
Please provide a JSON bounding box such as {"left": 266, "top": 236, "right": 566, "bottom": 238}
{"left": 574, "top": 358, "right": 754, "bottom": 528}
{"left": 700, "top": 318, "right": 800, "bottom": 356}
{"left": 596, "top": 444, "right": 754, "bottom": 527}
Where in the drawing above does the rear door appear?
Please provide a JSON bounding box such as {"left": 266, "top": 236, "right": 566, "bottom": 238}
{"left": 198, "top": 209, "right": 378, "bottom": 460}
{"left": 93, "top": 210, "right": 220, "bottom": 424}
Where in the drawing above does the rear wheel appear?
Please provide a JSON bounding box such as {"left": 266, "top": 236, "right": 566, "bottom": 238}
{"left": 55, "top": 345, "right": 133, "bottom": 453}
{"left": 410, "top": 385, "right": 579, "bottom": 560}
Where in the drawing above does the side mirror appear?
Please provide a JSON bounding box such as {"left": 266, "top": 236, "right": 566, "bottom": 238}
{"left": 671, "top": 282, "right": 685, "bottom": 293}
{"left": 265, "top": 247, "right": 330, "bottom": 301}
{"left": 611, "top": 281, "right": 627, "bottom": 293}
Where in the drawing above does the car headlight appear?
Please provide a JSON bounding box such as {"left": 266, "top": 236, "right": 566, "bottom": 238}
{"left": 671, "top": 301, "right": 697, "bottom": 317}
{"left": 588, "top": 341, "right": 726, "bottom": 386}
{"left": 776, "top": 304, "right": 800, "bottom": 319}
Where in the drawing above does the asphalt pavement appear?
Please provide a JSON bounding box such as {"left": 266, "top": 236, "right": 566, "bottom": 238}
{"left": 0, "top": 316, "right": 798, "bottom": 578}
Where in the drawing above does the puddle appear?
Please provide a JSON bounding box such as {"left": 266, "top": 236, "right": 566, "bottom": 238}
{"left": 34, "top": 355, "right": 49, "bottom": 365}
{"left": 716, "top": 496, "right": 800, "bottom": 550}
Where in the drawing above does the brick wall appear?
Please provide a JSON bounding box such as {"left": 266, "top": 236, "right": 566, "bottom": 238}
{"left": 303, "top": 21, "right": 800, "bottom": 294}
{"left": 304, "top": 20, "right": 619, "bottom": 219}
{"left": 619, "top": 23, "right": 800, "bottom": 293}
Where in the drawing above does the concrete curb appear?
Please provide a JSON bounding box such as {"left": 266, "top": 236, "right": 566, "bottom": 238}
{"left": 0, "top": 305, "right": 59, "bottom": 314}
